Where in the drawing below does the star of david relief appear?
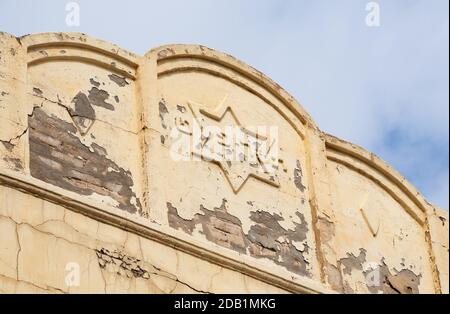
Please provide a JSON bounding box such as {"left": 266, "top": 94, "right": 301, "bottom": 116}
{"left": 186, "top": 97, "right": 281, "bottom": 194}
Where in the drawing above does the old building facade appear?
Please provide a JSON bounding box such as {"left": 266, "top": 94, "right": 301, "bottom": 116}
{"left": 0, "top": 32, "right": 448, "bottom": 294}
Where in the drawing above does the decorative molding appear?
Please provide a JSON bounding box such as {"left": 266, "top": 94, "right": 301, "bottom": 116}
{"left": 0, "top": 168, "right": 333, "bottom": 294}
{"left": 325, "top": 135, "right": 431, "bottom": 225}
{"left": 154, "top": 46, "right": 310, "bottom": 140}
{"left": 1, "top": 32, "right": 446, "bottom": 294}
{"left": 22, "top": 33, "right": 139, "bottom": 79}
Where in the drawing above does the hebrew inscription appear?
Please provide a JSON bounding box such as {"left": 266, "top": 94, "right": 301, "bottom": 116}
{"left": 169, "top": 97, "right": 281, "bottom": 193}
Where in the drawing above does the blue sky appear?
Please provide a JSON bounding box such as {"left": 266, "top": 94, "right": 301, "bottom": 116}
{"left": 1, "top": 0, "right": 448, "bottom": 209}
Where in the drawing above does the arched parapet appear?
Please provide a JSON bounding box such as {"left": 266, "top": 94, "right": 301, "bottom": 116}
{"left": 323, "top": 134, "right": 446, "bottom": 294}
{"left": 1, "top": 32, "right": 146, "bottom": 217}
{"left": 142, "top": 43, "right": 333, "bottom": 289}
{"left": 147, "top": 44, "right": 318, "bottom": 138}
{"left": 0, "top": 32, "right": 447, "bottom": 294}
{"left": 22, "top": 32, "right": 139, "bottom": 79}
{"left": 325, "top": 134, "right": 431, "bottom": 224}
{"left": 144, "top": 44, "right": 447, "bottom": 294}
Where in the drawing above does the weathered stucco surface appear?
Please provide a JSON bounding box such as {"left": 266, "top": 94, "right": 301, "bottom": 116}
{"left": 0, "top": 32, "right": 448, "bottom": 294}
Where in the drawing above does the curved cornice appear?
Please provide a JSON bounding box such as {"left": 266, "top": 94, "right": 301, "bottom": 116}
{"left": 20, "top": 32, "right": 139, "bottom": 79}
{"left": 325, "top": 134, "right": 433, "bottom": 224}
{"left": 6, "top": 30, "right": 440, "bottom": 232}
{"left": 147, "top": 44, "right": 318, "bottom": 131}
{"left": 0, "top": 167, "right": 333, "bottom": 294}
{"left": 1, "top": 32, "right": 444, "bottom": 293}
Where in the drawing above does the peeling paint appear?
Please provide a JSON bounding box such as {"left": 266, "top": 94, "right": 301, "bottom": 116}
{"left": 69, "top": 92, "right": 96, "bottom": 135}
{"left": 96, "top": 248, "right": 155, "bottom": 279}
{"left": 248, "top": 210, "right": 310, "bottom": 276}
{"left": 96, "top": 247, "right": 206, "bottom": 293}
{"left": 339, "top": 249, "right": 366, "bottom": 275}
{"left": 198, "top": 200, "right": 247, "bottom": 254}
{"left": 167, "top": 202, "right": 196, "bottom": 234}
{"left": 365, "top": 261, "right": 422, "bottom": 294}
{"left": 29, "top": 107, "right": 141, "bottom": 214}
{"left": 88, "top": 87, "right": 114, "bottom": 111}
{"left": 338, "top": 249, "right": 422, "bottom": 294}
{"left": 2, "top": 157, "right": 23, "bottom": 170}
{"left": 167, "top": 200, "right": 311, "bottom": 277}
{"left": 177, "top": 105, "right": 187, "bottom": 113}
{"left": 294, "top": 160, "right": 306, "bottom": 193}
{"left": 108, "top": 74, "right": 129, "bottom": 87}
{"left": 89, "top": 78, "right": 100, "bottom": 87}
{"left": 159, "top": 99, "right": 169, "bottom": 130}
